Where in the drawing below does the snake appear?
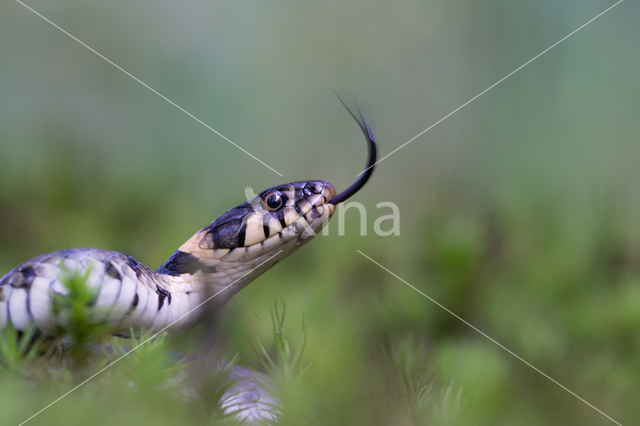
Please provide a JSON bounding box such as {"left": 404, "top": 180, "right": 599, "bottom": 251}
{"left": 0, "top": 99, "right": 377, "bottom": 422}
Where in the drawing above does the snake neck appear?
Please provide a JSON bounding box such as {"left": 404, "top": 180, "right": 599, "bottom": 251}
{"left": 156, "top": 216, "right": 325, "bottom": 311}
{"left": 156, "top": 231, "right": 229, "bottom": 294}
{"left": 154, "top": 230, "right": 293, "bottom": 307}
{"left": 155, "top": 190, "right": 336, "bottom": 313}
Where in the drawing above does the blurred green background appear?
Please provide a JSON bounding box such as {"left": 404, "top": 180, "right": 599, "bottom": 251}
{"left": 1, "top": 0, "right": 639, "bottom": 425}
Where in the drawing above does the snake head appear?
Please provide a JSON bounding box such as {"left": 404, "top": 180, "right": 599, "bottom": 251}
{"left": 160, "top": 180, "right": 336, "bottom": 286}
{"left": 175, "top": 96, "right": 375, "bottom": 268}
{"left": 196, "top": 181, "right": 337, "bottom": 256}
{"left": 156, "top": 97, "right": 377, "bottom": 312}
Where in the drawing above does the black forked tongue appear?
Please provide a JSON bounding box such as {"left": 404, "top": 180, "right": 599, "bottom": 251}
{"left": 329, "top": 95, "right": 378, "bottom": 205}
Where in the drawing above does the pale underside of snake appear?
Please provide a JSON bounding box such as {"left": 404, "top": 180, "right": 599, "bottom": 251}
{"left": 0, "top": 98, "right": 377, "bottom": 422}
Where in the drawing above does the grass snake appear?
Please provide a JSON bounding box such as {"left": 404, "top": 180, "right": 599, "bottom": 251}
{"left": 0, "top": 98, "right": 377, "bottom": 422}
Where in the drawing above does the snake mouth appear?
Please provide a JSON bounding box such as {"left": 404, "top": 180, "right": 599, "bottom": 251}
{"left": 323, "top": 182, "right": 337, "bottom": 203}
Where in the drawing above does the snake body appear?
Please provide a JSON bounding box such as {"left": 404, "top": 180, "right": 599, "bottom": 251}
{"left": 0, "top": 181, "right": 337, "bottom": 336}
{"left": 0, "top": 99, "right": 377, "bottom": 422}
{"left": 94, "top": 344, "right": 281, "bottom": 422}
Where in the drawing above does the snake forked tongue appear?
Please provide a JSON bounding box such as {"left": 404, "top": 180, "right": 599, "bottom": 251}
{"left": 328, "top": 96, "right": 377, "bottom": 205}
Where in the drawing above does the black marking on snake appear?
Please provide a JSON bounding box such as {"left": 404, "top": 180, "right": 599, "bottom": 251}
{"left": 263, "top": 224, "right": 270, "bottom": 239}
{"left": 105, "top": 262, "right": 122, "bottom": 280}
{"left": 237, "top": 224, "right": 247, "bottom": 248}
{"left": 5, "top": 299, "right": 10, "bottom": 327}
{"left": 201, "top": 206, "right": 252, "bottom": 233}
{"left": 277, "top": 209, "right": 287, "bottom": 228}
{"left": 131, "top": 293, "right": 139, "bottom": 309}
{"left": 25, "top": 289, "right": 35, "bottom": 325}
{"left": 157, "top": 286, "right": 171, "bottom": 310}
{"left": 303, "top": 184, "right": 314, "bottom": 197}
{"left": 125, "top": 255, "right": 141, "bottom": 277}
{"left": 294, "top": 204, "right": 303, "bottom": 215}
{"left": 126, "top": 256, "right": 137, "bottom": 270}
{"left": 158, "top": 251, "right": 218, "bottom": 276}
{"left": 11, "top": 266, "right": 36, "bottom": 288}
{"left": 200, "top": 219, "right": 245, "bottom": 249}
{"left": 199, "top": 206, "right": 253, "bottom": 249}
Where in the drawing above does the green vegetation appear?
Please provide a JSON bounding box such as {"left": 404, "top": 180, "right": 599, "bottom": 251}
{"left": 0, "top": 278, "right": 463, "bottom": 426}
{"left": 1, "top": 0, "right": 638, "bottom": 424}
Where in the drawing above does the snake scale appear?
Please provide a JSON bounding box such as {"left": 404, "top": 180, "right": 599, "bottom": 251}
{"left": 0, "top": 100, "right": 377, "bottom": 422}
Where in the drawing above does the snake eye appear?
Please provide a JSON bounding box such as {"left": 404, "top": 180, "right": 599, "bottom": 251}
{"left": 264, "top": 191, "right": 283, "bottom": 211}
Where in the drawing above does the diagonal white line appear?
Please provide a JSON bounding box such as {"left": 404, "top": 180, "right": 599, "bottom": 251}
{"left": 357, "top": 250, "right": 622, "bottom": 426}
{"left": 17, "top": 250, "right": 283, "bottom": 426}
{"left": 16, "top": 0, "right": 283, "bottom": 177}
{"left": 358, "top": 0, "right": 624, "bottom": 176}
